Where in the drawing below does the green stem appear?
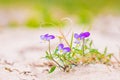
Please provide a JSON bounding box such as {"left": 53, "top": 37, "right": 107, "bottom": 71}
{"left": 48, "top": 41, "right": 64, "bottom": 69}
{"left": 58, "top": 55, "right": 65, "bottom": 66}
{"left": 82, "top": 38, "right": 85, "bottom": 56}
{"left": 63, "top": 54, "right": 76, "bottom": 66}
{"left": 48, "top": 41, "right": 51, "bottom": 54}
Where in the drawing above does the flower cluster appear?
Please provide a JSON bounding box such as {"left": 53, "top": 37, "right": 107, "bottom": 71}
{"left": 40, "top": 31, "right": 112, "bottom": 73}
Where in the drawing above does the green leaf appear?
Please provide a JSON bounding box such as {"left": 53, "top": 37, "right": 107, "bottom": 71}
{"left": 49, "top": 66, "right": 56, "bottom": 73}
{"left": 54, "top": 48, "right": 58, "bottom": 54}
{"left": 84, "top": 45, "right": 88, "bottom": 50}
{"left": 45, "top": 51, "right": 52, "bottom": 60}
{"left": 89, "top": 40, "right": 93, "bottom": 48}
{"left": 104, "top": 47, "right": 107, "bottom": 54}
{"left": 70, "top": 33, "right": 74, "bottom": 49}
{"left": 90, "top": 49, "right": 98, "bottom": 53}
{"left": 107, "top": 54, "right": 112, "bottom": 58}
{"left": 86, "top": 38, "right": 90, "bottom": 42}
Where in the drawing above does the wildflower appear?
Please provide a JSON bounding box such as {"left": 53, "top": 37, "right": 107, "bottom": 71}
{"left": 74, "top": 32, "right": 90, "bottom": 44}
{"left": 40, "top": 34, "right": 55, "bottom": 41}
{"left": 74, "top": 33, "right": 80, "bottom": 39}
{"left": 79, "top": 32, "right": 90, "bottom": 39}
{"left": 58, "top": 43, "right": 71, "bottom": 53}
{"left": 74, "top": 33, "right": 81, "bottom": 44}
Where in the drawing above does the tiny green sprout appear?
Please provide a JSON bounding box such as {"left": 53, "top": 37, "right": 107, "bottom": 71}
{"left": 49, "top": 66, "right": 56, "bottom": 73}
{"left": 40, "top": 32, "right": 113, "bottom": 73}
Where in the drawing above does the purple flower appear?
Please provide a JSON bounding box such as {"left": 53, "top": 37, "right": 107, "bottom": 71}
{"left": 74, "top": 33, "right": 80, "bottom": 39}
{"left": 40, "top": 34, "right": 55, "bottom": 41}
{"left": 74, "top": 32, "right": 90, "bottom": 44}
{"left": 74, "top": 32, "right": 90, "bottom": 40}
{"left": 74, "top": 33, "right": 81, "bottom": 44}
{"left": 79, "top": 32, "right": 90, "bottom": 39}
{"left": 58, "top": 43, "right": 71, "bottom": 53}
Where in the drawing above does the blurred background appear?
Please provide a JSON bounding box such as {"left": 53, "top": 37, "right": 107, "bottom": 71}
{"left": 0, "top": 0, "right": 120, "bottom": 61}
{"left": 0, "top": 0, "right": 120, "bottom": 28}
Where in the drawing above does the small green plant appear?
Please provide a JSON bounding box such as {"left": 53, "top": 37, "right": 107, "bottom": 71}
{"left": 40, "top": 32, "right": 112, "bottom": 73}
{"left": 25, "top": 18, "right": 40, "bottom": 28}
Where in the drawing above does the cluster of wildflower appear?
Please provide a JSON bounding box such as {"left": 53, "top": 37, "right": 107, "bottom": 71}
{"left": 40, "top": 32, "right": 112, "bottom": 73}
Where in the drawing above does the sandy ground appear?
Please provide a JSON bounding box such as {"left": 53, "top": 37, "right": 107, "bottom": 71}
{"left": 0, "top": 16, "right": 120, "bottom": 80}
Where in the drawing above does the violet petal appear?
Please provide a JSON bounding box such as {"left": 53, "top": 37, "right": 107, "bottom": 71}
{"left": 63, "top": 47, "right": 71, "bottom": 53}
{"left": 74, "top": 33, "right": 80, "bottom": 39}
{"left": 84, "top": 32, "right": 90, "bottom": 37}
{"left": 74, "top": 40, "right": 80, "bottom": 44}
{"left": 58, "top": 43, "right": 64, "bottom": 50}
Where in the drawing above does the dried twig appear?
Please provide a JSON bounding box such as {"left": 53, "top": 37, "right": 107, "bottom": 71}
{"left": 112, "top": 55, "right": 120, "bottom": 64}
{"left": 4, "top": 67, "right": 13, "bottom": 72}
{"left": 4, "top": 60, "right": 14, "bottom": 66}
{"left": 58, "top": 28, "right": 70, "bottom": 47}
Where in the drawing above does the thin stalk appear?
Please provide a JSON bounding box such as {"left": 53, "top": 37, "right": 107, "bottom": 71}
{"left": 59, "top": 29, "right": 70, "bottom": 47}
{"left": 112, "top": 55, "right": 120, "bottom": 64}
{"left": 58, "top": 36, "right": 62, "bottom": 43}
{"left": 48, "top": 41, "right": 51, "bottom": 55}
{"left": 58, "top": 55, "right": 65, "bottom": 67}
{"left": 48, "top": 41, "right": 64, "bottom": 69}
{"left": 63, "top": 54, "right": 77, "bottom": 66}
{"left": 70, "top": 33, "right": 74, "bottom": 49}
{"left": 82, "top": 38, "right": 85, "bottom": 56}
{"left": 52, "top": 58, "right": 65, "bottom": 69}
